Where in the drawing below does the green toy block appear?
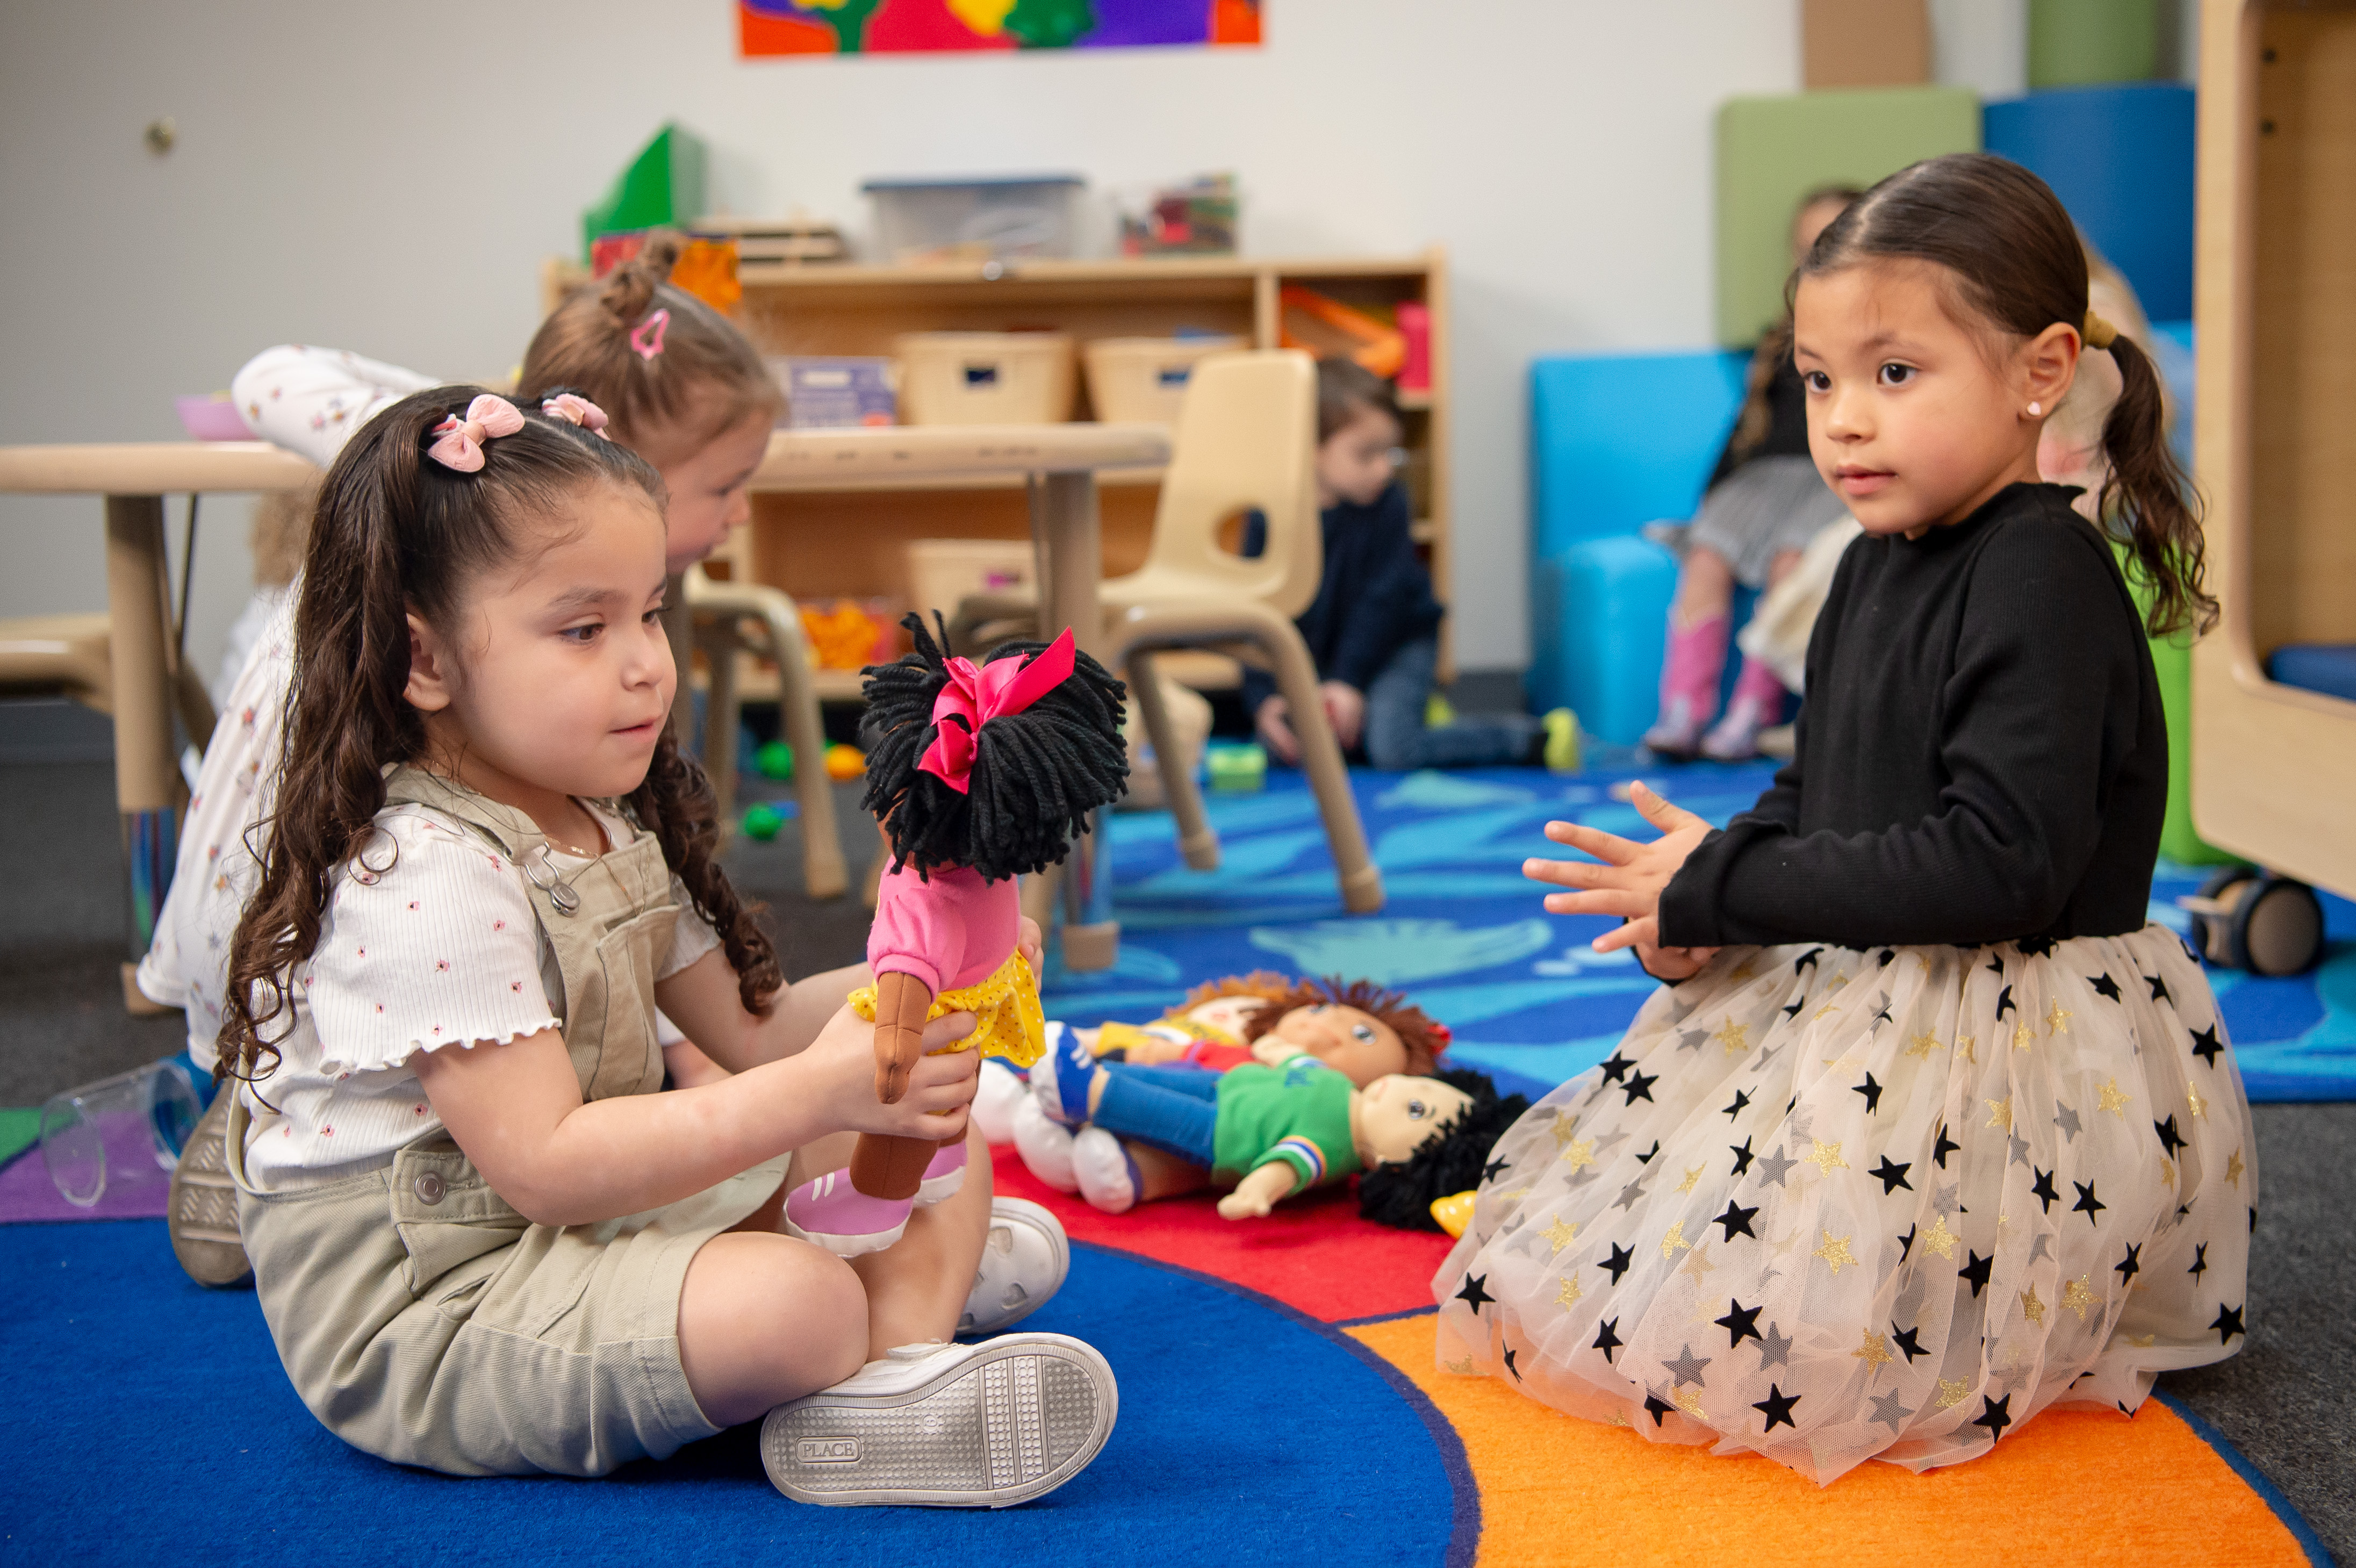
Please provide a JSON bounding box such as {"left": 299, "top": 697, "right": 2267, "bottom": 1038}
{"left": 2029, "top": 0, "right": 2159, "bottom": 89}
{"left": 1714, "top": 87, "right": 1981, "bottom": 347}
{"left": 0, "top": 1106, "right": 38, "bottom": 1168}
{"left": 756, "top": 739, "right": 794, "bottom": 781}
{"left": 582, "top": 123, "right": 708, "bottom": 260}
{"left": 742, "top": 802, "right": 788, "bottom": 841}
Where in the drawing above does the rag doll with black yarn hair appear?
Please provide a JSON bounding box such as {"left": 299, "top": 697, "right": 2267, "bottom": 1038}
{"left": 1356, "top": 1069, "right": 1531, "bottom": 1234}
{"left": 783, "top": 613, "right": 1128, "bottom": 1256}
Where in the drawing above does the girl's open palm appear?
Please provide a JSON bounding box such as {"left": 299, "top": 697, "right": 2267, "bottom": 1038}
{"left": 1524, "top": 783, "right": 1719, "bottom": 966}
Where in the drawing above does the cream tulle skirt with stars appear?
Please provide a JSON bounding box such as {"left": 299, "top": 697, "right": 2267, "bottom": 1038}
{"left": 1432, "top": 927, "right": 2256, "bottom": 1485}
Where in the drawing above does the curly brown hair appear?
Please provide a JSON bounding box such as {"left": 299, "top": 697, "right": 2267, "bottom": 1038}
{"left": 217, "top": 385, "right": 780, "bottom": 1087}
{"left": 1240, "top": 975, "right": 1450, "bottom": 1076}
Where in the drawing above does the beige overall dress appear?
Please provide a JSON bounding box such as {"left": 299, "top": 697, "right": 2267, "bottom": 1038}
{"left": 229, "top": 768, "right": 786, "bottom": 1476}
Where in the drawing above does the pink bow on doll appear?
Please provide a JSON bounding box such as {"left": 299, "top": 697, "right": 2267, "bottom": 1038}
{"left": 426, "top": 394, "right": 526, "bottom": 473}
{"left": 540, "top": 393, "right": 610, "bottom": 436}
{"left": 916, "top": 628, "right": 1079, "bottom": 795}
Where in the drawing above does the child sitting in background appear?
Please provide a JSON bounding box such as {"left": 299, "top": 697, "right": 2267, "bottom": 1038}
{"left": 1247, "top": 359, "right": 1571, "bottom": 772}
{"left": 1643, "top": 185, "right": 1861, "bottom": 762}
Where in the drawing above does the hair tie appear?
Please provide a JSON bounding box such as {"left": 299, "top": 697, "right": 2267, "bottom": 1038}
{"left": 917, "top": 629, "right": 1080, "bottom": 795}
{"left": 540, "top": 393, "right": 611, "bottom": 437}
{"left": 426, "top": 394, "right": 526, "bottom": 473}
{"left": 2082, "top": 311, "right": 2118, "bottom": 351}
{"left": 628, "top": 307, "right": 670, "bottom": 362}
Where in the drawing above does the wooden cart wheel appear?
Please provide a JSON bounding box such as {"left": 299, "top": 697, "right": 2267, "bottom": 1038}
{"left": 2186, "top": 867, "right": 2259, "bottom": 967}
{"left": 2229, "top": 875, "right": 2325, "bottom": 978}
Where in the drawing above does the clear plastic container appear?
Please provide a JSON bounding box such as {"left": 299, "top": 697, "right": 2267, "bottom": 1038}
{"left": 41, "top": 1058, "right": 202, "bottom": 1208}
{"left": 894, "top": 333, "right": 1076, "bottom": 426}
{"left": 862, "top": 175, "right": 1086, "bottom": 265}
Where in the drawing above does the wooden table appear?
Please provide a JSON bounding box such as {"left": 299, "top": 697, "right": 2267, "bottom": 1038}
{"left": 0, "top": 422, "right": 1168, "bottom": 974}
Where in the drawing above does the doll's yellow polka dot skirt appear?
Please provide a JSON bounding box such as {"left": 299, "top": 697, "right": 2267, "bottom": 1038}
{"left": 848, "top": 949, "right": 1047, "bottom": 1067}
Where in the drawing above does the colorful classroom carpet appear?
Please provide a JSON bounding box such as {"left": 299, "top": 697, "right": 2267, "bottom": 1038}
{"left": 1, "top": 761, "right": 2344, "bottom": 1562}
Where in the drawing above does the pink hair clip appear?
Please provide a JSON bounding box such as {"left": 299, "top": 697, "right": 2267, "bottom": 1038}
{"left": 540, "top": 393, "right": 611, "bottom": 437}
{"left": 426, "top": 394, "right": 526, "bottom": 473}
{"left": 628, "top": 307, "right": 669, "bottom": 362}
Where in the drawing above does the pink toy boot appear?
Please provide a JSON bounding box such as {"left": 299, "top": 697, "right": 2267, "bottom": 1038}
{"left": 1701, "top": 653, "right": 1786, "bottom": 761}
{"left": 1642, "top": 613, "right": 1729, "bottom": 759}
{"left": 785, "top": 1169, "right": 913, "bottom": 1257}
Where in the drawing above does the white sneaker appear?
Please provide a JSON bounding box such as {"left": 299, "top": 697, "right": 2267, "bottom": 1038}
{"left": 762, "top": 1334, "right": 1117, "bottom": 1508}
{"left": 1010, "top": 1094, "right": 1079, "bottom": 1192}
{"left": 1071, "top": 1127, "right": 1140, "bottom": 1214}
{"left": 973, "top": 1059, "right": 1027, "bottom": 1147}
{"left": 960, "top": 1197, "right": 1069, "bottom": 1336}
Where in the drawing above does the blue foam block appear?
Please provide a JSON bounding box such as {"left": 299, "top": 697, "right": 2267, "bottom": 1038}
{"left": 1527, "top": 535, "right": 1680, "bottom": 745}
{"left": 2267, "top": 645, "right": 2356, "bottom": 704}
{"left": 1528, "top": 351, "right": 1748, "bottom": 559}
{"left": 1984, "top": 83, "right": 2196, "bottom": 322}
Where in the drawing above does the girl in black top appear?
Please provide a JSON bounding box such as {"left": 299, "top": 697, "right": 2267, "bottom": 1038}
{"left": 1434, "top": 154, "right": 2252, "bottom": 1483}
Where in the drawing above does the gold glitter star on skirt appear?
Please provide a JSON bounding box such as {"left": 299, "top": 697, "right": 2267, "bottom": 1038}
{"left": 1431, "top": 929, "right": 2255, "bottom": 1484}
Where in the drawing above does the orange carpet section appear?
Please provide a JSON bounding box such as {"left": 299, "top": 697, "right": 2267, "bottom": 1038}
{"left": 1348, "top": 1314, "right": 2308, "bottom": 1568}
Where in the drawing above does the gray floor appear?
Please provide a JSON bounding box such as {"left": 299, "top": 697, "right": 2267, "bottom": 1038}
{"left": 1, "top": 699, "right": 2346, "bottom": 1562}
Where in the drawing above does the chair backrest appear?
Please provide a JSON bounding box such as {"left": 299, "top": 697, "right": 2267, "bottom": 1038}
{"left": 1142, "top": 349, "right": 1323, "bottom": 620}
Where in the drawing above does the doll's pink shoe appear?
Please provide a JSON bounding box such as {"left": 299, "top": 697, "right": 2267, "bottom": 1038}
{"left": 1011, "top": 1095, "right": 1079, "bottom": 1192}
{"left": 1071, "top": 1127, "right": 1141, "bottom": 1215}
{"left": 784, "top": 1168, "right": 911, "bottom": 1257}
{"left": 914, "top": 1139, "right": 967, "bottom": 1206}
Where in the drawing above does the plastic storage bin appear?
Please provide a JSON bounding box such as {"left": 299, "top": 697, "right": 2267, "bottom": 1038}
{"left": 1081, "top": 337, "right": 1244, "bottom": 424}
{"left": 894, "top": 333, "right": 1076, "bottom": 426}
{"left": 863, "top": 175, "right": 1085, "bottom": 265}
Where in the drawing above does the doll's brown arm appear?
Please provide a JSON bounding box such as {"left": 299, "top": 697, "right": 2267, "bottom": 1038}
{"left": 872, "top": 969, "right": 935, "bottom": 1104}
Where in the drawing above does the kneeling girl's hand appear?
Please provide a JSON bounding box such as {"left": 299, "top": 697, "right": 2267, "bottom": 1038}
{"left": 1524, "top": 783, "right": 1715, "bottom": 956}
{"left": 800, "top": 1003, "right": 981, "bottom": 1143}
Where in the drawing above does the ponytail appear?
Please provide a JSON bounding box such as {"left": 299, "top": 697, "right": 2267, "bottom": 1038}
{"left": 625, "top": 723, "right": 780, "bottom": 1016}
{"left": 2095, "top": 334, "right": 2216, "bottom": 639}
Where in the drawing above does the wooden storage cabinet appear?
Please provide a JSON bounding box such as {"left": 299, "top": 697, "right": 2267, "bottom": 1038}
{"left": 2189, "top": 0, "right": 2356, "bottom": 896}
{"left": 555, "top": 251, "right": 1450, "bottom": 688}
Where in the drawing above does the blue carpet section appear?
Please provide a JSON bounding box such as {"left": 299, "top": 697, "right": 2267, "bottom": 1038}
{"left": 1048, "top": 764, "right": 2356, "bottom": 1103}
{"left": 0, "top": 1225, "right": 1456, "bottom": 1565}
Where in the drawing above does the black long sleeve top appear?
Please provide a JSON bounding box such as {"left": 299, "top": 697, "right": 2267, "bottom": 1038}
{"left": 1658, "top": 483, "right": 2166, "bottom": 951}
{"left": 1238, "top": 481, "right": 1446, "bottom": 713}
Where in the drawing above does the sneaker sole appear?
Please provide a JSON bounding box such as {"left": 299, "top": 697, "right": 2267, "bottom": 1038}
{"left": 782, "top": 1212, "right": 909, "bottom": 1258}
{"left": 762, "top": 1334, "right": 1116, "bottom": 1508}
{"left": 169, "top": 1093, "right": 253, "bottom": 1289}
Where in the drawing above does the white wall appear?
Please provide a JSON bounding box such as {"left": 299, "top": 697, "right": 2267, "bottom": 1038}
{"left": 6, "top": 0, "right": 2129, "bottom": 679}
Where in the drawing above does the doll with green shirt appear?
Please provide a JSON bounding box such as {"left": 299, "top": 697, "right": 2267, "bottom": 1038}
{"left": 1053, "top": 1044, "right": 1497, "bottom": 1219}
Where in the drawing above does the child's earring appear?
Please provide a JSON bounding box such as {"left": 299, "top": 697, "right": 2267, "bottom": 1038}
{"left": 2027, "top": 400, "right": 2042, "bottom": 416}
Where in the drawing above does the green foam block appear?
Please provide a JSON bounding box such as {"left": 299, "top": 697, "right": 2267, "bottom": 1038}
{"left": 582, "top": 123, "right": 708, "bottom": 260}
{"left": 1714, "top": 86, "right": 1981, "bottom": 347}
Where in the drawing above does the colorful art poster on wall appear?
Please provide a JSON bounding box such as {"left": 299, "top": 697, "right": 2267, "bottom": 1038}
{"left": 740, "top": 0, "right": 1261, "bottom": 56}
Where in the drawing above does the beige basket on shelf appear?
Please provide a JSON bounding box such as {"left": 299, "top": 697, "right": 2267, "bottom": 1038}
{"left": 1081, "top": 336, "right": 1246, "bottom": 423}
{"left": 893, "top": 333, "right": 1076, "bottom": 425}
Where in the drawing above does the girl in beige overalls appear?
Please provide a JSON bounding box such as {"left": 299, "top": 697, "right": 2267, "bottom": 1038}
{"left": 217, "top": 387, "right": 1117, "bottom": 1507}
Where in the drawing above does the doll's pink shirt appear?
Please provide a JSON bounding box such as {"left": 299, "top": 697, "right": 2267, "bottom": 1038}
{"left": 866, "top": 863, "right": 1019, "bottom": 995}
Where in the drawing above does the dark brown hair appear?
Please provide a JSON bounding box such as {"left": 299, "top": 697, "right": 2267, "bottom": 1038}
{"left": 1315, "top": 357, "right": 1399, "bottom": 445}
{"left": 218, "top": 386, "right": 780, "bottom": 1085}
{"left": 1354, "top": 1067, "right": 1528, "bottom": 1232}
{"left": 1242, "top": 975, "right": 1450, "bottom": 1077}
{"left": 517, "top": 235, "right": 779, "bottom": 465}
{"left": 1797, "top": 153, "right": 2214, "bottom": 636}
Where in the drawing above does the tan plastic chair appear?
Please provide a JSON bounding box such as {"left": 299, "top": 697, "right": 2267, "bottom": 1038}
{"left": 956, "top": 350, "right": 1382, "bottom": 914}
{"left": 683, "top": 566, "right": 849, "bottom": 900}
{"left": 0, "top": 612, "right": 214, "bottom": 742}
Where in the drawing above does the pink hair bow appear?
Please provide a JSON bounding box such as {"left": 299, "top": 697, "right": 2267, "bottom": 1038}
{"left": 629, "top": 307, "right": 670, "bottom": 361}
{"left": 540, "top": 393, "right": 610, "bottom": 436}
{"left": 426, "top": 394, "right": 526, "bottom": 473}
{"left": 917, "top": 628, "right": 1079, "bottom": 795}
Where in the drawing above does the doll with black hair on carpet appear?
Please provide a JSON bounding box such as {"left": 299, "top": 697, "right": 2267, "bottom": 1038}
{"left": 783, "top": 613, "right": 1127, "bottom": 1256}
{"left": 1030, "top": 1014, "right": 1523, "bottom": 1222}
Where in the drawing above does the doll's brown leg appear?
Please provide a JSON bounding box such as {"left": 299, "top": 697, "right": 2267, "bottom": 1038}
{"left": 1125, "top": 1140, "right": 1213, "bottom": 1203}
{"left": 872, "top": 970, "right": 935, "bottom": 1105}
{"left": 850, "top": 1132, "right": 937, "bottom": 1200}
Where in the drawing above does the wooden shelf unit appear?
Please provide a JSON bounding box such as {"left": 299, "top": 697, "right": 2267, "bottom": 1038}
{"left": 551, "top": 250, "right": 1452, "bottom": 685}
{"left": 2189, "top": 0, "right": 2356, "bottom": 898}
